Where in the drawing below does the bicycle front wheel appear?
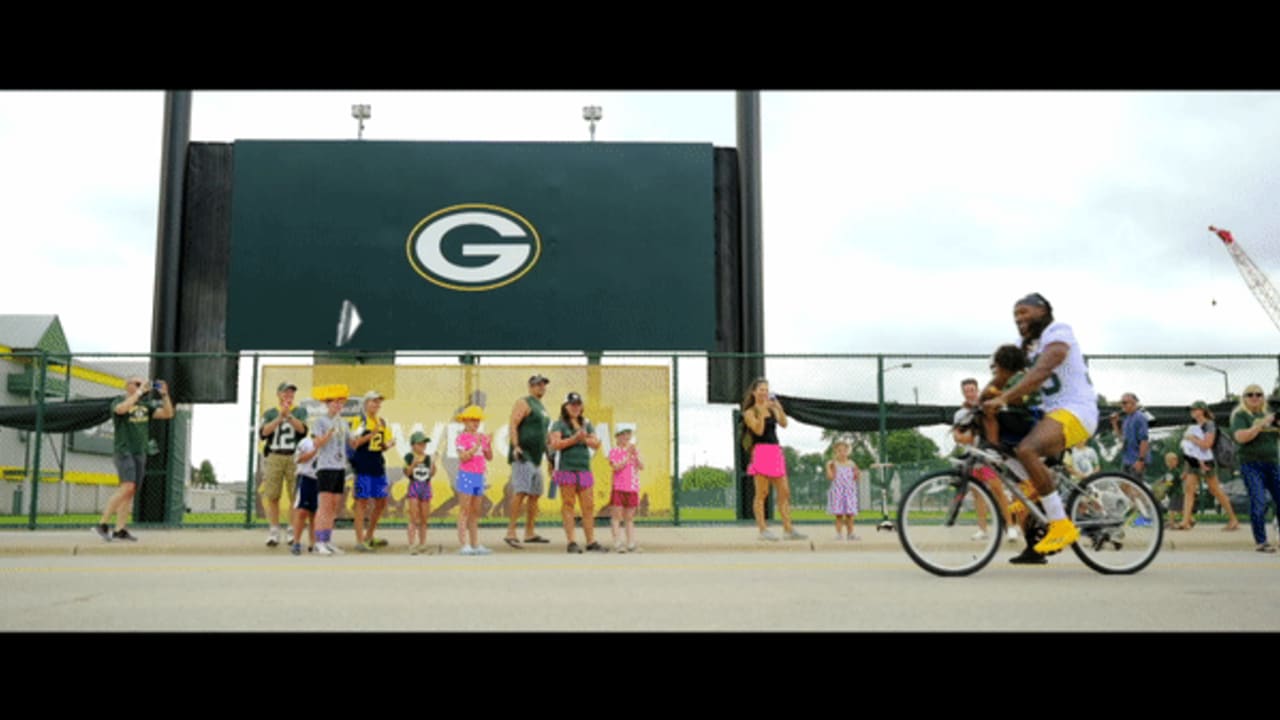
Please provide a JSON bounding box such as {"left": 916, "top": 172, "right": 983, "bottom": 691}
{"left": 1068, "top": 472, "right": 1163, "bottom": 575}
{"left": 897, "top": 470, "right": 1003, "bottom": 577}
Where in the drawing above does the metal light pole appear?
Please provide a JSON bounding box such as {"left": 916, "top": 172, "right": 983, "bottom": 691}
{"left": 352, "top": 104, "right": 371, "bottom": 140}
{"left": 875, "top": 359, "right": 912, "bottom": 530}
{"left": 1185, "top": 361, "right": 1230, "bottom": 400}
{"left": 583, "top": 105, "right": 602, "bottom": 141}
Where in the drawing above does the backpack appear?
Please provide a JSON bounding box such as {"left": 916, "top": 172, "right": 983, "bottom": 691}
{"left": 1212, "top": 419, "right": 1238, "bottom": 469}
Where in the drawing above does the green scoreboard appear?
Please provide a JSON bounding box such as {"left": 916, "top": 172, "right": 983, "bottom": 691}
{"left": 226, "top": 141, "right": 717, "bottom": 352}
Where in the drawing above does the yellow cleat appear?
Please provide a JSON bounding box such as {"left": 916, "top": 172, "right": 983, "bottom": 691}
{"left": 1033, "top": 518, "right": 1080, "bottom": 555}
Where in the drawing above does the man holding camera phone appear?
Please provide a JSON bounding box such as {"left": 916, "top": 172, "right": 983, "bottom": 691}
{"left": 95, "top": 377, "right": 175, "bottom": 542}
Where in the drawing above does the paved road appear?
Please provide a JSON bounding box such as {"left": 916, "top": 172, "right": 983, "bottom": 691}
{"left": 1, "top": 525, "right": 1275, "bottom": 631}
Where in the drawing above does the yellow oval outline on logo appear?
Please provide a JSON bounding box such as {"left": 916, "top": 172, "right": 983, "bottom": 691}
{"left": 405, "top": 203, "right": 542, "bottom": 292}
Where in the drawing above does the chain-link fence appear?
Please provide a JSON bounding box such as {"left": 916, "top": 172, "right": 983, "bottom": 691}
{"left": 3, "top": 349, "right": 1277, "bottom": 530}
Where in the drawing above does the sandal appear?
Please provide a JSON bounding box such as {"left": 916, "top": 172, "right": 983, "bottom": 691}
{"left": 523, "top": 535, "right": 550, "bottom": 543}
{"left": 1223, "top": 523, "right": 1241, "bottom": 532}
{"left": 503, "top": 537, "right": 523, "bottom": 549}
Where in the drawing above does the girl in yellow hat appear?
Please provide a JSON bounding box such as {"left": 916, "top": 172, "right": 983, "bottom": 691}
{"left": 454, "top": 405, "right": 493, "bottom": 555}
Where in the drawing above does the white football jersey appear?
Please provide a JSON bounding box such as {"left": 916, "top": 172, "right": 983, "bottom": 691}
{"left": 1028, "top": 321, "right": 1098, "bottom": 433}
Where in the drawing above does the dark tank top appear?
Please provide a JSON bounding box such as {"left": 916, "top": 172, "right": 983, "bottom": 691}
{"left": 751, "top": 414, "right": 779, "bottom": 445}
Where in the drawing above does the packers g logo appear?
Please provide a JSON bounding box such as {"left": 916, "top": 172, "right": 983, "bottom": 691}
{"left": 406, "top": 204, "right": 541, "bottom": 292}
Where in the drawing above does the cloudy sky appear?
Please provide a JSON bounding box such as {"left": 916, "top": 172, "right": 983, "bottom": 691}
{"left": 5, "top": 90, "right": 1280, "bottom": 476}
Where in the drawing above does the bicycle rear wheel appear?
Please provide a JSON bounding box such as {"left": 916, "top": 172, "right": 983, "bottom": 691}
{"left": 1068, "top": 472, "right": 1163, "bottom": 574}
{"left": 897, "top": 470, "right": 1003, "bottom": 577}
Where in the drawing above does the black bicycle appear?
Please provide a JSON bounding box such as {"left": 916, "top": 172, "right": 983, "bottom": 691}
{"left": 896, "top": 409, "right": 1163, "bottom": 577}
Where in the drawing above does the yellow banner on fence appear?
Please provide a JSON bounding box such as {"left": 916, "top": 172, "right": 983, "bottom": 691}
{"left": 258, "top": 364, "right": 671, "bottom": 522}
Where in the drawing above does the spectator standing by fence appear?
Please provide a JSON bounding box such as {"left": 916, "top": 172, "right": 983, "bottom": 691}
{"left": 742, "top": 378, "right": 806, "bottom": 543}
{"left": 310, "top": 385, "right": 349, "bottom": 556}
{"left": 95, "top": 377, "right": 175, "bottom": 542}
{"left": 608, "top": 426, "right": 644, "bottom": 553}
{"left": 826, "top": 438, "right": 860, "bottom": 541}
{"left": 349, "top": 390, "right": 395, "bottom": 551}
{"left": 258, "top": 381, "right": 308, "bottom": 548}
{"left": 550, "top": 392, "right": 607, "bottom": 553}
{"left": 504, "top": 374, "right": 552, "bottom": 548}
{"left": 1230, "top": 385, "right": 1280, "bottom": 552}
{"left": 1174, "top": 400, "right": 1240, "bottom": 532}
{"left": 1110, "top": 393, "right": 1150, "bottom": 480}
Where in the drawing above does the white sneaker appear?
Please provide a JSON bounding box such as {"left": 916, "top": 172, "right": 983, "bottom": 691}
{"left": 473, "top": 545, "right": 493, "bottom": 556}
{"left": 627, "top": 543, "right": 642, "bottom": 553}
{"left": 459, "top": 545, "right": 475, "bottom": 555}
{"left": 266, "top": 529, "right": 280, "bottom": 547}
{"left": 326, "top": 542, "right": 344, "bottom": 555}
{"left": 759, "top": 529, "right": 781, "bottom": 542}
{"left": 314, "top": 543, "right": 334, "bottom": 556}
{"left": 971, "top": 529, "right": 989, "bottom": 541}
{"left": 286, "top": 528, "right": 296, "bottom": 545}
{"left": 1006, "top": 527, "right": 1020, "bottom": 543}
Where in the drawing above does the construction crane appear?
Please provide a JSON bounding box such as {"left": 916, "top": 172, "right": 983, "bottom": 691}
{"left": 1210, "top": 226, "right": 1280, "bottom": 333}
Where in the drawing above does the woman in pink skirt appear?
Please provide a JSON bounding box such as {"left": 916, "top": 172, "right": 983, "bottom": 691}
{"left": 742, "top": 379, "right": 807, "bottom": 542}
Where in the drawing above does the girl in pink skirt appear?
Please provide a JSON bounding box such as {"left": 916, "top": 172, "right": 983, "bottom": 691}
{"left": 741, "top": 379, "right": 806, "bottom": 542}
{"left": 826, "top": 438, "right": 860, "bottom": 540}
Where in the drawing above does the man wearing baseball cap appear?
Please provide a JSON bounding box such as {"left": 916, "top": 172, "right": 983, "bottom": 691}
{"left": 349, "top": 390, "right": 395, "bottom": 551}
{"left": 258, "top": 381, "right": 309, "bottom": 548}
{"left": 504, "top": 374, "right": 553, "bottom": 547}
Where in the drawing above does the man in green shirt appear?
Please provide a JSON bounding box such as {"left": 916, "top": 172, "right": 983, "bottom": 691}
{"left": 258, "top": 381, "right": 309, "bottom": 547}
{"left": 504, "top": 374, "right": 552, "bottom": 548}
{"left": 95, "top": 376, "right": 175, "bottom": 542}
{"left": 1229, "top": 383, "right": 1280, "bottom": 552}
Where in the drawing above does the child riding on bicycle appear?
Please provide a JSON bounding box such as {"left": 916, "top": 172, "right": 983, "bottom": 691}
{"left": 979, "top": 343, "right": 1062, "bottom": 565}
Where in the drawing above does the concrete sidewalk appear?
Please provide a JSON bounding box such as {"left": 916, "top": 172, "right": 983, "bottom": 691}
{"left": 0, "top": 520, "right": 1260, "bottom": 556}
